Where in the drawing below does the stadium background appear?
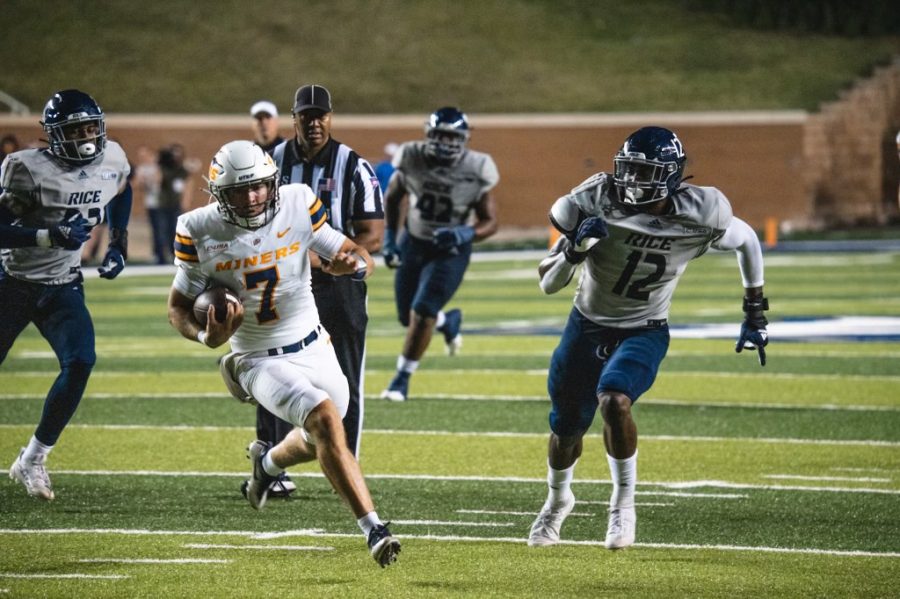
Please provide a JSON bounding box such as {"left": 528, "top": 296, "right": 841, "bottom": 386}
{"left": 1, "top": 1, "right": 899, "bottom": 261}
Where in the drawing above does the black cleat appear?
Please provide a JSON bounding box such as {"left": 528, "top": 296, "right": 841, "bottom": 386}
{"left": 367, "top": 522, "right": 401, "bottom": 568}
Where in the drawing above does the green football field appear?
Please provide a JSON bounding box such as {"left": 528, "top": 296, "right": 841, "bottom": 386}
{"left": 2, "top": 250, "right": 899, "bottom": 598}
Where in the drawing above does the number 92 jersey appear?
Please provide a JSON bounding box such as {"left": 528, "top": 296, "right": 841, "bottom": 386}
{"left": 392, "top": 141, "right": 499, "bottom": 240}
{"left": 553, "top": 173, "right": 734, "bottom": 328}
{"left": 0, "top": 144, "right": 130, "bottom": 285}
{"left": 171, "top": 184, "right": 346, "bottom": 354}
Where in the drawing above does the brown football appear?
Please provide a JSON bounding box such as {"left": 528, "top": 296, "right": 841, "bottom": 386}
{"left": 193, "top": 287, "right": 243, "bottom": 328}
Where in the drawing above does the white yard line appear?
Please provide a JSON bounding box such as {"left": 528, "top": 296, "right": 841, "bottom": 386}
{"left": 0, "top": 423, "right": 894, "bottom": 448}
{"left": 5, "top": 369, "right": 900, "bottom": 382}
{"left": 456, "top": 509, "right": 593, "bottom": 518}
{"left": 2, "top": 529, "right": 897, "bottom": 559}
{"left": 392, "top": 520, "right": 517, "bottom": 527}
{"left": 764, "top": 475, "right": 891, "bottom": 483}
{"left": 2, "top": 392, "right": 897, "bottom": 413}
{"left": 0, "top": 572, "right": 128, "bottom": 580}
{"left": 78, "top": 558, "right": 230, "bottom": 564}
{"left": 22, "top": 470, "right": 900, "bottom": 495}
{"left": 183, "top": 543, "right": 334, "bottom": 551}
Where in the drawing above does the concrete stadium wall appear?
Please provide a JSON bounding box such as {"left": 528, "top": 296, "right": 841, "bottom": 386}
{"left": 0, "top": 112, "right": 809, "bottom": 233}
{"left": 3, "top": 57, "right": 898, "bottom": 262}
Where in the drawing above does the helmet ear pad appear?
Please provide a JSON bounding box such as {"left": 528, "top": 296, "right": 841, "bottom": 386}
{"left": 41, "top": 89, "right": 107, "bottom": 165}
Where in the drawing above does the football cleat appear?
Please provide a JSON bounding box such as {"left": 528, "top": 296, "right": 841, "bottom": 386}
{"left": 268, "top": 472, "right": 297, "bottom": 498}
{"left": 9, "top": 448, "right": 55, "bottom": 501}
{"left": 380, "top": 371, "right": 410, "bottom": 402}
{"left": 604, "top": 506, "right": 636, "bottom": 550}
{"left": 245, "top": 440, "right": 276, "bottom": 510}
{"left": 367, "top": 522, "right": 401, "bottom": 568}
{"left": 240, "top": 472, "right": 296, "bottom": 500}
{"left": 439, "top": 308, "right": 463, "bottom": 356}
{"left": 527, "top": 491, "right": 575, "bottom": 547}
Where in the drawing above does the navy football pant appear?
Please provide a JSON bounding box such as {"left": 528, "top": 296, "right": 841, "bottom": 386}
{"left": 547, "top": 308, "right": 669, "bottom": 438}
{"left": 394, "top": 233, "right": 471, "bottom": 324}
{"left": 0, "top": 272, "right": 96, "bottom": 446}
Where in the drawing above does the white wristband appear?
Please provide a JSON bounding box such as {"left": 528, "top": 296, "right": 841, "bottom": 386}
{"left": 196, "top": 330, "right": 208, "bottom": 346}
{"left": 35, "top": 229, "right": 52, "bottom": 248}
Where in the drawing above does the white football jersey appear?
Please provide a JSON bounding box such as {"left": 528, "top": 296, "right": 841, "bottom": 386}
{"left": 0, "top": 144, "right": 131, "bottom": 284}
{"left": 551, "top": 173, "right": 733, "bottom": 328}
{"left": 392, "top": 141, "right": 499, "bottom": 239}
{"left": 172, "top": 184, "right": 346, "bottom": 353}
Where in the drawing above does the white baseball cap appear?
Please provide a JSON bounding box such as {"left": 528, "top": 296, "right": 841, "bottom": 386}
{"left": 250, "top": 100, "right": 278, "bottom": 118}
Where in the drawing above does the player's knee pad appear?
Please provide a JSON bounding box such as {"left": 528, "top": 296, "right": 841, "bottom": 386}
{"left": 411, "top": 301, "right": 439, "bottom": 320}
{"left": 548, "top": 399, "right": 597, "bottom": 438}
{"left": 61, "top": 358, "right": 95, "bottom": 384}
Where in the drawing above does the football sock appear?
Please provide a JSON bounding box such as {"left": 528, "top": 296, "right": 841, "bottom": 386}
{"left": 22, "top": 436, "right": 53, "bottom": 462}
{"left": 396, "top": 356, "right": 419, "bottom": 374}
{"left": 547, "top": 459, "right": 577, "bottom": 504}
{"left": 607, "top": 451, "right": 638, "bottom": 508}
{"left": 357, "top": 511, "right": 382, "bottom": 537}
{"left": 261, "top": 451, "right": 284, "bottom": 477}
{"left": 435, "top": 311, "right": 447, "bottom": 330}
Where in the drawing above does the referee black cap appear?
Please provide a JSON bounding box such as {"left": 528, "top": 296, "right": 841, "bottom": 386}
{"left": 293, "top": 84, "right": 332, "bottom": 114}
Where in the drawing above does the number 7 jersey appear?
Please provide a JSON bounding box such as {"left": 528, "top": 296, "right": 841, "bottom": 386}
{"left": 553, "top": 173, "right": 734, "bottom": 328}
{"left": 172, "top": 183, "right": 346, "bottom": 353}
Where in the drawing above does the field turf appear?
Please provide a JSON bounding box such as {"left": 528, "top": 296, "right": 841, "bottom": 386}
{"left": 1, "top": 250, "right": 898, "bottom": 598}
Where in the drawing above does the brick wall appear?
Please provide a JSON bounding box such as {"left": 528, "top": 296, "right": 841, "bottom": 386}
{"left": 803, "top": 56, "right": 900, "bottom": 228}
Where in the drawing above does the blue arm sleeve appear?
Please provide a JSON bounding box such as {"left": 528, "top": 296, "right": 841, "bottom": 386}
{"left": 106, "top": 182, "right": 133, "bottom": 230}
{"left": 0, "top": 204, "right": 38, "bottom": 248}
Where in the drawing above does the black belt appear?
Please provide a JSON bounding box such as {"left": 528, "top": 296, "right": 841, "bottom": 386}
{"left": 267, "top": 325, "right": 321, "bottom": 356}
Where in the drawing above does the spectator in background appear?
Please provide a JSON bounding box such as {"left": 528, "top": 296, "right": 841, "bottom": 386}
{"left": 155, "top": 143, "right": 198, "bottom": 264}
{"left": 133, "top": 146, "right": 163, "bottom": 263}
{"left": 250, "top": 100, "right": 284, "bottom": 155}
{"left": 375, "top": 142, "right": 398, "bottom": 194}
{"left": 1, "top": 134, "right": 20, "bottom": 165}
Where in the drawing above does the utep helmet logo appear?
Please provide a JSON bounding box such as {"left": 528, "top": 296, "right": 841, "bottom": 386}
{"left": 209, "top": 158, "right": 224, "bottom": 181}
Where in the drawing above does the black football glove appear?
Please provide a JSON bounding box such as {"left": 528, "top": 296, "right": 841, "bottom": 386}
{"left": 736, "top": 296, "right": 769, "bottom": 366}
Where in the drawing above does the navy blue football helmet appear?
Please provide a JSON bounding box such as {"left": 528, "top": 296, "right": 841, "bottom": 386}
{"left": 424, "top": 106, "right": 470, "bottom": 163}
{"left": 613, "top": 126, "right": 686, "bottom": 207}
{"left": 41, "top": 89, "right": 106, "bottom": 165}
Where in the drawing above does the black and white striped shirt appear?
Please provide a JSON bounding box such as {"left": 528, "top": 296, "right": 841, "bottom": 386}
{"left": 272, "top": 137, "right": 383, "bottom": 238}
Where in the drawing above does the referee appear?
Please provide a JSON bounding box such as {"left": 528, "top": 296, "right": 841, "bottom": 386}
{"left": 270, "top": 84, "right": 384, "bottom": 459}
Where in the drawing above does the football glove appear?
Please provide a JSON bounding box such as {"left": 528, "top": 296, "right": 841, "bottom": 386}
{"left": 433, "top": 225, "right": 475, "bottom": 251}
{"left": 735, "top": 296, "right": 769, "bottom": 366}
{"left": 48, "top": 215, "right": 90, "bottom": 250}
{"left": 562, "top": 216, "right": 608, "bottom": 264}
{"left": 383, "top": 229, "right": 402, "bottom": 269}
{"left": 98, "top": 228, "right": 128, "bottom": 279}
{"left": 98, "top": 247, "right": 125, "bottom": 279}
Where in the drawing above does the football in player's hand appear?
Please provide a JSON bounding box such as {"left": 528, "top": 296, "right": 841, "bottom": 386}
{"left": 193, "top": 287, "right": 243, "bottom": 328}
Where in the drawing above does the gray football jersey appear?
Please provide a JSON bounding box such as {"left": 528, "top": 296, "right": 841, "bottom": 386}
{"left": 553, "top": 173, "right": 732, "bottom": 328}
{"left": 393, "top": 141, "right": 499, "bottom": 240}
{"left": 0, "top": 143, "right": 131, "bottom": 284}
